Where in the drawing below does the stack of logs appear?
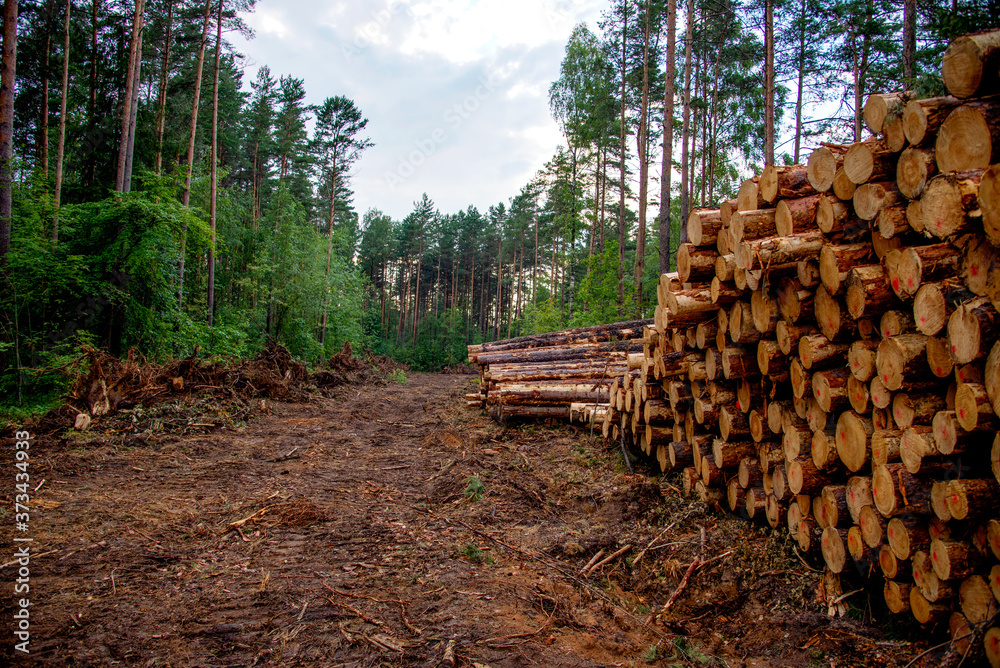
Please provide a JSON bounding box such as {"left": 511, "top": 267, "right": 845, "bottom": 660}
{"left": 468, "top": 29, "right": 1000, "bottom": 664}
{"left": 466, "top": 320, "right": 649, "bottom": 423}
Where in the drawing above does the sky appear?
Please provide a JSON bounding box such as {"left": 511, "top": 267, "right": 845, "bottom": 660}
{"left": 230, "top": 0, "right": 606, "bottom": 221}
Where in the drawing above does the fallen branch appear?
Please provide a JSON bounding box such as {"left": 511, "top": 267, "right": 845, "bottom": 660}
{"left": 631, "top": 522, "right": 678, "bottom": 567}
{"left": 661, "top": 557, "right": 700, "bottom": 615}
{"left": 585, "top": 544, "right": 632, "bottom": 575}
{"left": 579, "top": 549, "right": 606, "bottom": 576}
{"left": 325, "top": 597, "right": 391, "bottom": 631}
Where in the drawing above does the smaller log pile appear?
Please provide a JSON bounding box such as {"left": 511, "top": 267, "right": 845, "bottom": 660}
{"left": 466, "top": 319, "right": 650, "bottom": 424}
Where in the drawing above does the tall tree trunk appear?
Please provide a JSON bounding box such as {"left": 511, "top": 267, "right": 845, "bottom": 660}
{"left": 691, "top": 42, "right": 699, "bottom": 205}
{"left": 177, "top": 0, "right": 213, "bottom": 309}
{"left": 154, "top": 0, "right": 174, "bottom": 175}
{"left": 412, "top": 236, "right": 423, "bottom": 351}
{"left": 41, "top": 0, "right": 54, "bottom": 179}
{"left": 764, "top": 0, "right": 775, "bottom": 166}
{"left": 494, "top": 235, "right": 502, "bottom": 341}
{"left": 0, "top": 0, "right": 17, "bottom": 265}
{"left": 659, "top": 0, "right": 676, "bottom": 275}
{"left": 708, "top": 14, "right": 729, "bottom": 204}
{"left": 115, "top": 0, "right": 144, "bottom": 192}
{"left": 600, "top": 145, "right": 606, "bottom": 249}
{"left": 319, "top": 163, "right": 337, "bottom": 346}
{"left": 468, "top": 252, "right": 475, "bottom": 343}
{"left": 569, "top": 145, "right": 576, "bottom": 320}
{"left": 634, "top": 0, "right": 651, "bottom": 318}
{"left": 532, "top": 213, "right": 538, "bottom": 309}
{"left": 516, "top": 239, "right": 523, "bottom": 324}
{"left": 435, "top": 252, "right": 441, "bottom": 317}
{"left": 679, "top": 0, "right": 693, "bottom": 242}
{"left": 617, "top": 0, "right": 628, "bottom": 314}
{"left": 85, "top": 0, "right": 98, "bottom": 183}
{"left": 903, "top": 0, "right": 916, "bottom": 82}
{"left": 550, "top": 227, "right": 557, "bottom": 305}
{"left": 793, "top": 0, "right": 806, "bottom": 164}
{"left": 207, "top": 0, "right": 221, "bottom": 327}
{"left": 88, "top": 0, "right": 97, "bottom": 125}
{"left": 590, "top": 149, "right": 600, "bottom": 263}
{"left": 123, "top": 4, "right": 144, "bottom": 193}
{"left": 52, "top": 0, "right": 70, "bottom": 243}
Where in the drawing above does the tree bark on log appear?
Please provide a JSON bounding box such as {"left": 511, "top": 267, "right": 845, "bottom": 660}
{"left": 937, "top": 101, "right": 1000, "bottom": 172}
{"left": 876, "top": 333, "right": 929, "bottom": 391}
{"left": 865, "top": 92, "right": 907, "bottom": 134}
{"left": 775, "top": 195, "right": 822, "bottom": 236}
{"left": 735, "top": 231, "right": 825, "bottom": 272}
{"left": 807, "top": 144, "right": 848, "bottom": 192}
{"left": 896, "top": 242, "right": 961, "bottom": 298}
{"left": 903, "top": 95, "right": 963, "bottom": 146}
{"left": 844, "top": 139, "right": 898, "bottom": 185}
{"left": 831, "top": 173, "right": 857, "bottom": 210}
{"left": 872, "top": 463, "right": 932, "bottom": 516}
{"left": 737, "top": 176, "right": 767, "bottom": 211}
{"left": 849, "top": 338, "right": 881, "bottom": 381}
{"left": 897, "top": 147, "right": 938, "bottom": 199}
{"left": 836, "top": 411, "right": 874, "bottom": 472}
{"left": 893, "top": 393, "right": 947, "bottom": 429}
{"left": 914, "top": 278, "right": 973, "bottom": 336}
{"left": 942, "top": 30, "right": 1000, "bottom": 98}
{"left": 853, "top": 181, "right": 900, "bottom": 221}
{"left": 980, "top": 163, "right": 1000, "bottom": 244}
{"left": 759, "top": 164, "right": 815, "bottom": 203}
{"left": 677, "top": 243, "right": 719, "bottom": 283}
{"left": 846, "top": 264, "right": 896, "bottom": 322}
{"left": 899, "top": 425, "right": 936, "bottom": 473}
{"left": 729, "top": 208, "right": 777, "bottom": 244}
{"left": 948, "top": 297, "right": 1000, "bottom": 364}
{"left": 820, "top": 243, "right": 876, "bottom": 294}
{"left": 955, "top": 382, "right": 997, "bottom": 431}
{"left": 877, "top": 204, "right": 911, "bottom": 240}
{"left": 687, "top": 208, "right": 723, "bottom": 247}
{"left": 921, "top": 169, "right": 983, "bottom": 239}
{"left": 816, "top": 195, "right": 854, "bottom": 234}
{"left": 476, "top": 319, "right": 652, "bottom": 354}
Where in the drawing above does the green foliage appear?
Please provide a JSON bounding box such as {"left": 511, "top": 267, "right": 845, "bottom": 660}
{"left": 387, "top": 368, "right": 407, "bottom": 384}
{"left": 574, "top": 240, "right": 634, "bottom": 324}
{"left": 464, "top": 475, "right": 485, "bottom": 502}
{"left": 640, "top": 644, "right": 661, "bottom": 662}
{"left": 457, "top": 542, "right": 493, "bottom": 564}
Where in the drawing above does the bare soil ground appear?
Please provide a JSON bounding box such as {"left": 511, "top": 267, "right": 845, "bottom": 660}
{"left": 2, "top": 373, "right": 931, "bottom": 667}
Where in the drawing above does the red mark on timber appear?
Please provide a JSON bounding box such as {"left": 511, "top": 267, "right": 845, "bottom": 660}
{"left": 892, "top": 278, "right": 900, "bottom": 291}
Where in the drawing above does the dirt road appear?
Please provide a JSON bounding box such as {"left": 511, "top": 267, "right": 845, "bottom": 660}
{"left": 2, "top": 374, "right": 921, "bottom": 666}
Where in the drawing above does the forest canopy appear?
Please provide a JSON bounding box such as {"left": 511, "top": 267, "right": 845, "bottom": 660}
{"left": 0, "top": 0, "right": 994, "bottom": 407}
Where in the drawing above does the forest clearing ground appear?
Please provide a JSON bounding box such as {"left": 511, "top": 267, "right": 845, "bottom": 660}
{"left": 2, "top": 373, "right": 927, "bottom": 667}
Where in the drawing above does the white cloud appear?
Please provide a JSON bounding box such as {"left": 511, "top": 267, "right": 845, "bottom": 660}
{"left": 230, "top": 0, "right": 604, "bottom": 219}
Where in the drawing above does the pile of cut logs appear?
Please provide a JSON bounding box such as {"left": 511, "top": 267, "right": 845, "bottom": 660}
{"left": 468, "top": 30, "right": 1000, "bottom": 663}
{"left": 466, "top": 320, "right": 649, "bottom": 423}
